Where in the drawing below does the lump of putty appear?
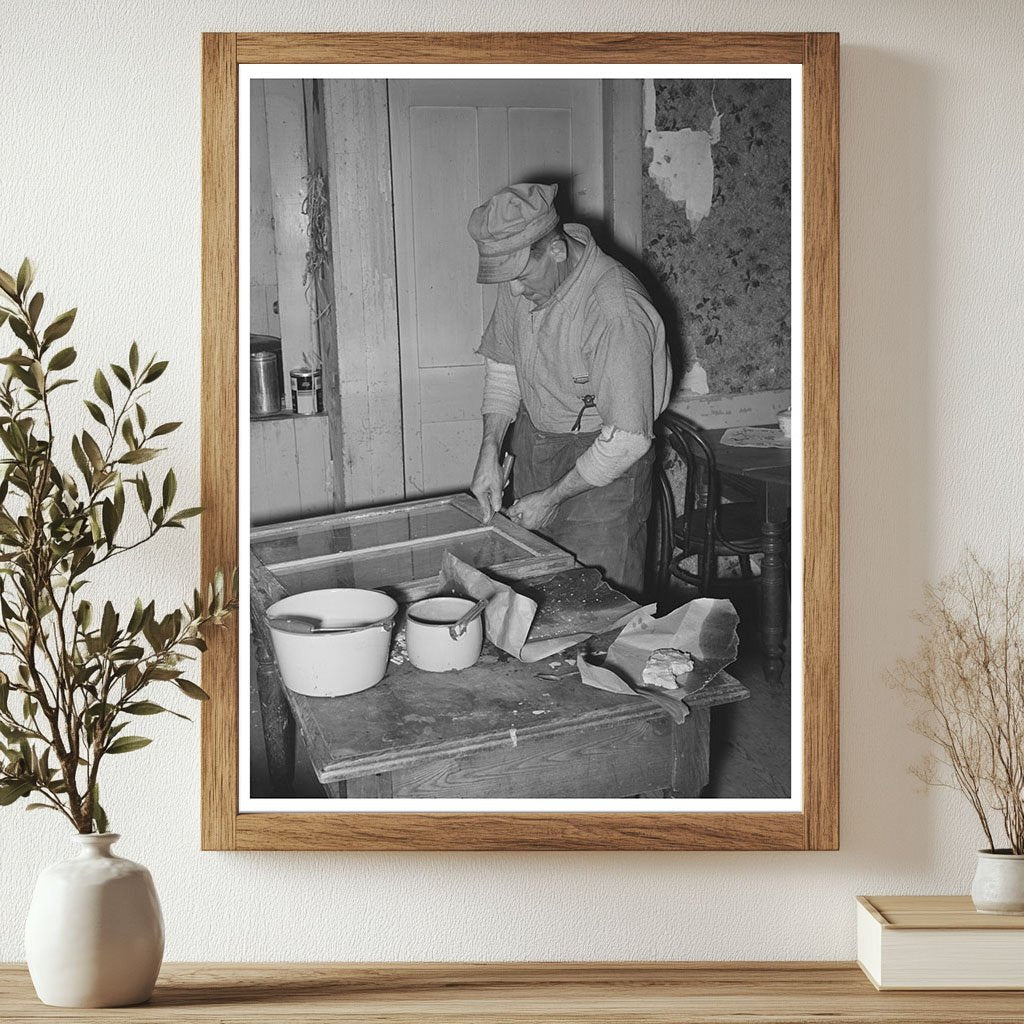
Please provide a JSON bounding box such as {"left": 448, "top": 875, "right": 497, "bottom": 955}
{"left": 641, "top": 648, "right": 695, "bottom": 690}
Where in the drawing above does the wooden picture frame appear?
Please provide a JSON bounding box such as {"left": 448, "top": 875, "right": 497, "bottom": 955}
{"left": 201, "top": 32, "right": 839, "bottom": 851}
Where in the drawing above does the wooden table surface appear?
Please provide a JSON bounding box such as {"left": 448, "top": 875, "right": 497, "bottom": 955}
{"left": 293, "top": 639, "right": 749, "bottom": 786}
{"left": 253, "top": 565, "right": 750, "bottom": 799}
{"left": 4, "top": 962, "right": 1023, "bottom": 1022}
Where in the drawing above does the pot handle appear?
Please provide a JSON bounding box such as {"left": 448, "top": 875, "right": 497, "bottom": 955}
{"left": 448, "top": 598, "right": 488, "bottom": 640}
{"left": 268, "top": 610, "right": 397, "bottom": 636}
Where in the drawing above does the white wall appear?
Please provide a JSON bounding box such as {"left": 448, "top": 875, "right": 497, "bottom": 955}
{"left": 1, "top": 0, "right": 1022, "bottom": 962}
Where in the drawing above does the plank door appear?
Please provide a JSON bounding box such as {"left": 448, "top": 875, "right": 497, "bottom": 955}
{"left": 388, "top": 80, "right": 605, "bottom": 498}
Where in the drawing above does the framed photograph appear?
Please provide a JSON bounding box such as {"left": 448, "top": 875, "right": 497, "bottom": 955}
{"left": 201, "top": 32, "right": 838, "bottom": 850}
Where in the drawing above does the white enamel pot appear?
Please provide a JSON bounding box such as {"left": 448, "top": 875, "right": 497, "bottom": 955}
{"left": 267, "top": 588, "right": 398, "bottom": 696}
{"left": 405, "top": 596, "right": 484, "bottom": 672}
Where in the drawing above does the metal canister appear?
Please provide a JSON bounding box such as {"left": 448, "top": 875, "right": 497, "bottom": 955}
{"left": 250, "top": 351, "right": 281, "bottom": 416}
{"left": 290, "top": 366, "right": 323, "bottom": 416}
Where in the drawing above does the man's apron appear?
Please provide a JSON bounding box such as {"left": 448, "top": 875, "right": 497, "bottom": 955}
{"left": 509, "top": 255, "right": 654, "bottom": 599}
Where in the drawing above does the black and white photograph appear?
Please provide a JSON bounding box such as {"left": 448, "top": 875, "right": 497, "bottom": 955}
{"left": 243, "top": 68, "right": 799, "bottom": 809}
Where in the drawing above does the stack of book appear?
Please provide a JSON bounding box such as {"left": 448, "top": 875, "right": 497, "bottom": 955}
{"left": 857, "top": 895, "right": 1024, "bottom": 990}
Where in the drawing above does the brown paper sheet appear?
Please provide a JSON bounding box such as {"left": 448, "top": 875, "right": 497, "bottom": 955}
{"left": 576, "top": 599, "right": 740, "bottom": 723}
{"left": 439, "top": 554, "right": 647, "bottom": 663}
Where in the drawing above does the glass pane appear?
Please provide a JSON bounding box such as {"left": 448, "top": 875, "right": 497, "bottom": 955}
{"left": 253, "top": 503, "right": 479, "bottom": 566}
{"left": 275, "top": 531, "right": 532, "bottom": 593}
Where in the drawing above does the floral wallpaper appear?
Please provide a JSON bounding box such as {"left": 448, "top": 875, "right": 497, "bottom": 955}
{"left": 642, "top": 79, "right": 791, "bottom": 394}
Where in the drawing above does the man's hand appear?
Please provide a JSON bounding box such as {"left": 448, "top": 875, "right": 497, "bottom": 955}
{"left": 507, "top": 489, "right": 560, "bottom": 531}
{"left": 470, "top": 449, "right": 503, "bottom": 522}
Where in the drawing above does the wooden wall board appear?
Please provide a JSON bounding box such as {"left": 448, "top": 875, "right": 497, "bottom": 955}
{"left": 249, "top": 414, "right": 333, "bottom": 526}
{"left": 322, "top": 78, "right": 405, "bottom": 508}
{"left": 602, "top": 79, "right": 644, "bottom": 260}
{"left": 419, "top": 421, "right": 485, "bottom": 497}
{"left": 418, "top": 365, "right": 486, "bottom": 424}
{"left": 248, "top": 80, "right": 279, "bottom": 337}
{"left": 407, "top": 104, "right": 481, "bottom": 370}
{"left": 263, "top": 80, "right": 314, "bottom": 380}
{"left": 300, "top": 79, "right": 344, "bottom": 512}
{"left": 507, "top": 107, "right": 572, "bottom": 189}
{"left": 476, "top": 106, "right": 506, "bottom": 345}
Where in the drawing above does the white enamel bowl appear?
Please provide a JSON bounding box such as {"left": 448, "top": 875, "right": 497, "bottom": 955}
{"left": 266, "top": 588, "right": 398, "bottom": 697}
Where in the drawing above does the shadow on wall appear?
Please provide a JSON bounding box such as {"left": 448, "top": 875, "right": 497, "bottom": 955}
{"left": 516, "top": 167, "right": 691, "bottom": 387}
{"left": 837, "top": 47, "right": 936, "bottom": 870}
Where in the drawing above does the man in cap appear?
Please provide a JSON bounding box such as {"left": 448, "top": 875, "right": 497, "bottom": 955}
{"left": 467, "top": 182, "right": 672, "bottom": 599}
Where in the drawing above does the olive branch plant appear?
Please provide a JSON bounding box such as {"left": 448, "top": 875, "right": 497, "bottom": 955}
{"left": 0, "top": 259, "right": 236, "bottom": 834}
{"left": 894, "top": 552, "right": 1024, "bottom": 854}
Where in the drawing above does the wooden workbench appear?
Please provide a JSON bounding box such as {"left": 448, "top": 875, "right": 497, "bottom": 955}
{"left": 3, "top": 962, "right": 1022, "bottom": 1022}
{"left": 296, "top": 649, "right": 748, "bottom": 799}
{"left": 253, "top": 565, "right": 750, "bottom": 800}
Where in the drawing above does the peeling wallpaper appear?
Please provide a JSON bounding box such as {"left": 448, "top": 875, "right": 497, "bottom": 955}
{"left": 643, "top": 79, "right": 791, "bottom": 394}
{"left": 2, "top": 0, "right": 1024, "bottom": 967}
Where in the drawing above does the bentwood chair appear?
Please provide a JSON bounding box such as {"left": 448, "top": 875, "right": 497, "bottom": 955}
{"left": 650, "top": 411, "right": 765, "bottom": 600}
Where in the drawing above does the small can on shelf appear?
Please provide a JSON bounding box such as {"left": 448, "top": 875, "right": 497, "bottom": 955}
{"left": 250, "top": 350, "right": 282, "bottom": 417}
{"left": 290, "top": 366, "right": 323, "bottom": 416}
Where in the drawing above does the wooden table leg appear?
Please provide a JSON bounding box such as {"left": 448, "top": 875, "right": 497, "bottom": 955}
{"left": 670, "top": 707, "right": 711, "bottom": 797}
{"left": 760, "top": 520, "right": 787, "bottom": 687}
{"left": 255, "top": 661, "right": 296, "bottom": 797}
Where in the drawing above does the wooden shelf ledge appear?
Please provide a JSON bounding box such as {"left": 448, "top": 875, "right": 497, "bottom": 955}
{"left": 3, "top": 962, "right": 1024, "bottom": 1022}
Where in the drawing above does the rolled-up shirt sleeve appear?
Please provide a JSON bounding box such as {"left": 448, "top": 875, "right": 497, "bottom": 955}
{"left": 481, "top": 357, "right": 522, "bottom": 419}
{"left": 575, "top": 427, "right": 651, "bottom": 487}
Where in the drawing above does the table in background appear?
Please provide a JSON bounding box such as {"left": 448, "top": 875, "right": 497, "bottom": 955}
{"left": 3, "top": 962, "right": 1020, "bottom": 1023}
{"left": 704, "top": 427, "right": 791, "bottom": 687}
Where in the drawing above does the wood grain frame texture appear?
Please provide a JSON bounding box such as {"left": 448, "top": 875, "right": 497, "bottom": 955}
{"left": 201, "top": 32, "right": 839, "bottom": 852}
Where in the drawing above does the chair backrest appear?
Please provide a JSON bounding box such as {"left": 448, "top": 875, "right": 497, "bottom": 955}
{"left": 651, "top": 411, "right": 721, "bottom": 599}
{"left": 660, "top": 410, "right": 720, "bottom": 534}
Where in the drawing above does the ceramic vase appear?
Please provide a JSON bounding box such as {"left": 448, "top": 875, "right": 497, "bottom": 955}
{"left": 25, "top": 833, "right": 164, "bottom": 1007}
{"left": 970, "top": 850, "right": 1024, "bottom": 915}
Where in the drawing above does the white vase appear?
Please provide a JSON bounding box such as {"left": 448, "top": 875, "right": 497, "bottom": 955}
{"left": 971, "top": 849, "right": 1024, "bottom": 915}
{"left": 25, "top": 833, "right": 164, "bottom": 1007}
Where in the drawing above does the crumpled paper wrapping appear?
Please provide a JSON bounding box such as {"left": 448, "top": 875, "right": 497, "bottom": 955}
{"left": 439, "top": 553, "right": 645, "bottom": 663}
{"left": 576, "top": 599, "right": 740, "bottom": 723}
